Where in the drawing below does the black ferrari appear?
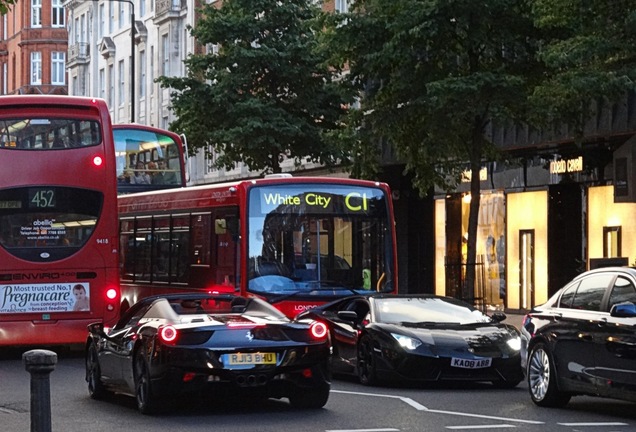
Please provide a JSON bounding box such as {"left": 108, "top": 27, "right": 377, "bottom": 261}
{"left": 85, "top": 293, "right": 331, "bottom": 414}
{"left": 297, "top": 294, "right": 523, "bottom": 387}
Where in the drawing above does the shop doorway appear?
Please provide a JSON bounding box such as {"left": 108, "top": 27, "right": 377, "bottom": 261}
{"left": 548, "top": 184, "right": 583, "bottom": 296}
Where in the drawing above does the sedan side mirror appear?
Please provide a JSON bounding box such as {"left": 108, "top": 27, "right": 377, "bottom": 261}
{"left": 610, "top": 302, "right": 636, "bottom": 318}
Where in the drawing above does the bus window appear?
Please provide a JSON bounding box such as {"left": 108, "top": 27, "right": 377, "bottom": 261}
{"left": 0, "top": 186, "right": 102, "bottom": 262}
{"left": 114, "top": 124, "right": 185, "bottom": 194}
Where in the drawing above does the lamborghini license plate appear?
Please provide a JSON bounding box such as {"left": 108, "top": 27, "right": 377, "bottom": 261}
{"left": 450, "top": 357, "right": 492, "bottom": 369}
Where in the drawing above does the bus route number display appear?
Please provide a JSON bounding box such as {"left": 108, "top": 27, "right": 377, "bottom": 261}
{"left": 29, "top": 188, "right": 56, "bottom": 208}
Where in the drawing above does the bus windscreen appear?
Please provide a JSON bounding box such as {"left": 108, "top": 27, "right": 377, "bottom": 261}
{"left": 247, "top": 184, "right": 394, "bottom": 296}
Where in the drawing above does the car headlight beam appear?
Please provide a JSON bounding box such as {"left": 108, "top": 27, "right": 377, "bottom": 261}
{"left": 391, "top": 333, "right": 422, "bottom": 350}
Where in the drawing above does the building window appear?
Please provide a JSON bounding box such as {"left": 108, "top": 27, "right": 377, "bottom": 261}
{"left": 98, "top": 4, "right": 105, "bottom": 39}
{"left": 119, "top": 3, "right": 125, "bottom": 29}
{"left": 140, "top": 0, "right": 145, "bottom": 18}
{"left": 99, "top": 68, "right": 105, "bottom": 100}
{"left": 139, "top": 50, "right": 146, "bottom": 98}
{"left": 31, "top": 0, "right": 42, "bottom": 27}
{"left": 206, "top": 144, "right": 217, "bottom": 174}
{"left": 52, "top": 0, "right": 64, "bottom": 27}
{"left": 335, "top": 0, "right": 349, "bottom": 13}
{"left": 150, "top": 46, "right": 154, "bottom": 95}
{"left": 108, "top": 64, "right": 114, "bottom": 107}
{"left": 162, "top": 34, "right": 169, "bottom": 76}
{"left": 603, "top": 226, "right": 622, "bottom": 258}
{"left": 118, "top": 60, "right": 125, "bottom": 106}
{"left": 30, "top": 52, "right": 42, "bottom": 85}
{"left": 109, "top": 3, "right": 114, "bottom": 33}
{"left": 51, "top": 52, "right": 65, "bottom": 85}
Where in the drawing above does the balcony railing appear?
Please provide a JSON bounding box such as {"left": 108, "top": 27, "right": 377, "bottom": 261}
{"left": 154, "top": 0, "right": 183, "bottom": 20}
{"left": 68, "top": 43, "right": 90, "bottom": 64}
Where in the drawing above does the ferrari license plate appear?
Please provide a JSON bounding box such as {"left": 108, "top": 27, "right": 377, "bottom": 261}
{"left": 226, "top": 352, "right": 276, "bottom": 366}
{"left": 450, "top": 357, "right": 492, "bottom": 369}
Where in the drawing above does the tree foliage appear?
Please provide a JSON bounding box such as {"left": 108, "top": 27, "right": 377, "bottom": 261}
{"left": 530, "top": 0, "right": 636, "bottom": 131}
{"left": 0, "top": 0, "right": 15, "bottom": 15}
{"left": 158, "top": 0, "right": 355, "bottom": 174}
{"left": 327, "top": 0, "right": 544, "bottom": 298}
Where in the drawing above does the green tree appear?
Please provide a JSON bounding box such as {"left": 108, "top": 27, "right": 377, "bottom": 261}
{"left": 158, "top": 0, "right": 354, "bottom": 174}
{"left": 530, "top": 0, "right": 636, "bottom": 130}
{"left": 329, "top": 0, "right": 544, "bottom": 299}
{"left": 0, "top": 0, "right": 15, "bottom": 15}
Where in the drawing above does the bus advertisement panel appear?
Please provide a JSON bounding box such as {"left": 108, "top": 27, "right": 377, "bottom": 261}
{"left": 118, "top": 176, "right": 397, "bottom": 317}
{"left": 113, "top": 124, "right": 186, "bottom": 194}
{"left": 0, "top": 95, "right": 120, "bottom": 346}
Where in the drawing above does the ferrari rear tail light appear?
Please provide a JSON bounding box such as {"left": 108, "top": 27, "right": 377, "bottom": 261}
{"left": 159, "top": 325, "right": 178, "bottom": 343}
{"left": 310, "top": 321, "right": 328, "bottom": 339}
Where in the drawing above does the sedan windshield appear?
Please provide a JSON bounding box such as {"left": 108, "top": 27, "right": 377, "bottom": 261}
{"left": 374, "top": 297, "right": 491, "bottom": 325}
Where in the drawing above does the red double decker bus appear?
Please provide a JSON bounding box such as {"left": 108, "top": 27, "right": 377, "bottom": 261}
{"left": 0, "top": 95, "right": 120, "bottom": 346}
{"left": 118, "top": 175, "right": 397, "bottom": 317}
{"left": 113, "top": 124, "right": 186, "bottom": 194}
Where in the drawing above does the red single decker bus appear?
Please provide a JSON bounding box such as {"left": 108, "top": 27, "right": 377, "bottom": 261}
{"left": 113, "top": 124, "right": 186, "bottom": 194}
{"left": 0, "top": 95, "right": 120, "bottom": 346}
{"left": 118, "top": 175, "right": 397, "bottom": 317}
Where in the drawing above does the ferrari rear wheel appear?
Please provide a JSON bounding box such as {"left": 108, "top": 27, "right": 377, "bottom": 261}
{"left": 134, "top": 350, "right": 159, "bottom": 415}
{"left": 86, "top": 342, "right": 106, "bottom": 400}
{"left": 527, "top": 343, "right": 571, "bottom": 407}
{"left": 357, "top": 336, "right": 378, "bottom": 386}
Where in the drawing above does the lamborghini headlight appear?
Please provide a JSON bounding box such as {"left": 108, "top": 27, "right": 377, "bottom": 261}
{"left": 391, "top": 333, "right": 422, "bottom": 350}
{"left": 506, "top": 336, "right": 521, "bottom": 351}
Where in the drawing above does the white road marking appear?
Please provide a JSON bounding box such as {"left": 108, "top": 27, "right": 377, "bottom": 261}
{"left": 0, "top": 407, "right": 19, "bottom": 414}
{"left": 446, "top": 426, "right": 516, "bottom": 430}
{"left": 557, "top": 423, "right": 629, "bottom": 427}
{"left": 330, "top": 390, "right": 544, "bottom": 425}
{"left": 325, "top": 429, "right": 400, "bottom": 432}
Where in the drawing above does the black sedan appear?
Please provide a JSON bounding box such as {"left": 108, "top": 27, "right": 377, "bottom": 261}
{"left": 85, "top": 293, "right": 331, "bottom": 414}
{"left": 297, "top": 294, "right": 523, "bottom": 387}
{"left": 521, "top": 266, "right": 636, "bottom": 407}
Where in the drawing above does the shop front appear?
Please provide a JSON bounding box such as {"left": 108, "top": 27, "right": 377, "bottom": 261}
{"left": 434, "top": 147, "right": 636, "bottom": 313}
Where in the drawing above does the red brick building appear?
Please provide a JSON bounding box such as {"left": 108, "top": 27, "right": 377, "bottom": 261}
{"left": 0, "top": 0, "right": 68, "bottom": 94}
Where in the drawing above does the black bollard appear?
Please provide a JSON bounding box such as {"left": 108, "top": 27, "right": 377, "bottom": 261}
{"left": 23, "top": 349, "right": 58, "bottom": 432}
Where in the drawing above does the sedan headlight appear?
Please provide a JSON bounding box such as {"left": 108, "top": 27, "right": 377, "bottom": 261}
{"left": 506, "top": 336, "right": 521, "bottom": 351}
{"left": 391, "top": 333, "right": 422, "bottom": 350}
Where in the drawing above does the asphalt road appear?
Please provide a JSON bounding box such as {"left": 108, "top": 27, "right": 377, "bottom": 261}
{"left": 2, "top": 345, "right": 636, "bottom": 432}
